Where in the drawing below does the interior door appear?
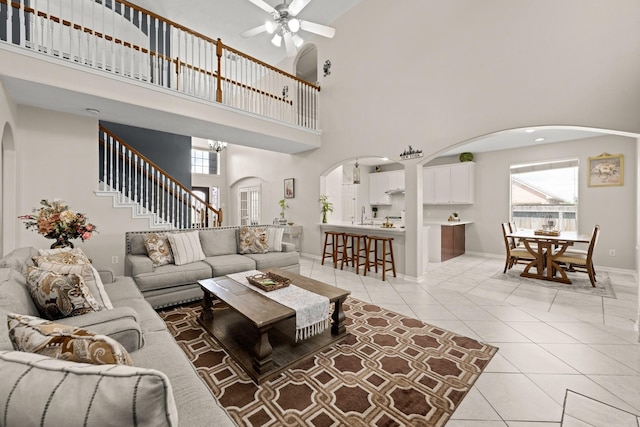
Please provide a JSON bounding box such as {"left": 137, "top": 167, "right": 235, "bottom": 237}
{"left": 239, "top": 185, "right": 261, "bottom": 225}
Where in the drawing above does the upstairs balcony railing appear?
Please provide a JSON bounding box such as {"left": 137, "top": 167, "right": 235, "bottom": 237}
{"left": 0, "top": 0, "right": 320, "bottom": 129}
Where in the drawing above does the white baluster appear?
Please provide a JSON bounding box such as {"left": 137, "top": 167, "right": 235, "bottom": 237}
{"left": 134, "top": 153, "right": 138, "bottom": 213}
{"left": 127, "top": 148, "right": 132, "bottom": 200}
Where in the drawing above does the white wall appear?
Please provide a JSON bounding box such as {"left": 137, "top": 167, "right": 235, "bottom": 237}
{"left": 467, "top": 135, "right": 637, "bottom": 269}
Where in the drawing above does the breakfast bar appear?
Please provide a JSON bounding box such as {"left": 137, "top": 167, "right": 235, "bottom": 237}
{"left": 319, "top": 223, "right": 406, "bottom": 275}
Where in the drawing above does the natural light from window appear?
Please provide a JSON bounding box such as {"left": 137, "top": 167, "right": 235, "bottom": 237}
{"left": 510, "top": 159, "right": 579, "bottom": 232}
{"left": 191, "top": 149, "right": 219, "bottom": 175}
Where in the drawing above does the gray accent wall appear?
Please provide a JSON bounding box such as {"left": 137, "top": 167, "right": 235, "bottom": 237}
{"left": 101, "top": 121, "right": 191, "bottom": 188}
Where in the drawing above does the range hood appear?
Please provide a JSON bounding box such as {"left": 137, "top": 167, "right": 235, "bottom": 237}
{"left": 385, "top": 188, "right": 405, "bottom": 195}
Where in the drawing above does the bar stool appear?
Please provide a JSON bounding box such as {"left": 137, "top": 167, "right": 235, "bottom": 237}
{"left": 321, "top": 231, "right": 345, "bottom": 268}
{"left": 341, "top": 234, "right": 369, "bottom": 274}
{"left": 365, "top": 235, "right": 396, "bottom": 281}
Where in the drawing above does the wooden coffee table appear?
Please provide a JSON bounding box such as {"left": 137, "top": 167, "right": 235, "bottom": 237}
{"left": 197, "top": 268, "right": 351, "bottom": 383}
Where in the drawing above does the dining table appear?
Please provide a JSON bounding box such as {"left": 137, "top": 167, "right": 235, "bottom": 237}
{"left": 506, "top": 228, "right": 592, "bottom": 284}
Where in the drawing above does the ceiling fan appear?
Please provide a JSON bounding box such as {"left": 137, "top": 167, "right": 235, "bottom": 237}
{"left": 241, "top": 0, "right": 336, "bottom": 57}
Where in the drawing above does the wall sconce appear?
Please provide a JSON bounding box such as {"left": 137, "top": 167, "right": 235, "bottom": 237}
{"left": 209, "top": 141, "right": 228, "bottom": 152}
{"left": 353, "top": 158, "right": 360, "bottom": 184}
{"left": 323, "top": 59, "right": 331, "bottom": 77}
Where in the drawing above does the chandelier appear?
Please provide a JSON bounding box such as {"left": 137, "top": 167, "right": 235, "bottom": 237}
{"left": 209, "top": 141, "right": 228, "bottom": 153}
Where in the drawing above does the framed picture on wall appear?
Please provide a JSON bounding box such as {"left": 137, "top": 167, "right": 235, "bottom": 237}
{"left": 284, "top": 178, "right": 295, "bottom": 198}
{"left": 588, "top": 153, "right": 624, "bottom": 187}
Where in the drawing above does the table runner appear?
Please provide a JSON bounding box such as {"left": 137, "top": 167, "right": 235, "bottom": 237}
{"left": 227, "top": 271, "right": 330, "bottom": 342}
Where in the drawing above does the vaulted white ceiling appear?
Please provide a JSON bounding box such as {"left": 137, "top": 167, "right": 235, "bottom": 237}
{"left": 127, "top": 0, "right": 362, "bottom": 67}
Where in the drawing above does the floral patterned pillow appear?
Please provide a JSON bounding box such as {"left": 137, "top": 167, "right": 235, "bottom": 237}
{"left": 239, "top": 226, "right": 269, "bottom": 254}
{"left": 143, "top": 233, "right": 174, "bottom": 267}
{"left": 25, "top": 266, "right": 101, "bottom": 320}
{"left": 7, "top": 313, "right": 132, "bottom": 366}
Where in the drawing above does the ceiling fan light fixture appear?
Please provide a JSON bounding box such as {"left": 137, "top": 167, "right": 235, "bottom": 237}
{"left": 292, "top": 34, "right": 304, "bottom": 47}
{"left": 271, "top": 33, "right": 282, "bottom": 47}
{"left": 265, "top": 20, "right": 277, "bottom": 34}
{"left": 287, "top": 18, "right": 300, "bottom": 33}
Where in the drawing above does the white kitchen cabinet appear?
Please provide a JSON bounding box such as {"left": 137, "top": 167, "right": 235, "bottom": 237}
{"left": 387, "top": 170, "right": 404, "bottom": 193}
{"left": 369, "top": 172, "right": 391, "bottom": 205}
{"left": 423, "top": 162, "right": 474, "bottom": 205}
{"left": 423, "top": 168, "right": 435, "bottom": 204}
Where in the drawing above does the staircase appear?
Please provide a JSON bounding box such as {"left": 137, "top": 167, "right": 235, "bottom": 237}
{"left": 97, "top": 125, "right": 222, "bottom": 230}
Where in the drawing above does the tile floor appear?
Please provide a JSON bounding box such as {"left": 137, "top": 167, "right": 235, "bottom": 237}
{"left": 299, "top": 254, "right": 640, "bottom": 427}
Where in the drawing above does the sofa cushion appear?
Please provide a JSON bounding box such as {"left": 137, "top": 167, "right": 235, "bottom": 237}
{"left": 133, "top": 261, "right": 212, "bottom": 292}
{"left": 239, "top": 226, "right": 269, "bottom": 254}
{"left": 56, "top": 306, "right": 143, "bottom": 353}
{"left": 243, "top": 251, "right": 300, "bottom": 270}
{"left": 131, "top": 330, "right": 235, "bottom": 427}
{"left": 25, "top": 266, "right": 101, "bottom": 320}
{"left": 143, "top": 233, "right": 174, "bottom": 267}
{"left": 0, "top": 247, "right": 39, "bottom": 275}
{"left": 8, "top": 313, "right": 133, "bottom": 365}
{"left": 199, "top": 228, "right": 238, "bottom": 256}
{"left": 167, "top": 231, "right": 206, "bottom": 266}
{"left": 203, "top": 254, "right": 256, "bottom": 277}
{"left": 0, "top": 350, "right": 178, "bottom": 427}
{"left": 267, "top": 227, "right": 285, "bottom": 252}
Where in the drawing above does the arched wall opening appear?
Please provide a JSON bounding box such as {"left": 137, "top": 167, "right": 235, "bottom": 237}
{"left": 1, "top": 122, "right": 17, "bottom": 255}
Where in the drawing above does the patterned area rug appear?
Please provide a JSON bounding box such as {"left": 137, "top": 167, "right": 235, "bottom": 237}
{"left": 159, "top": 297, "right": 497, "bottom": 427}
{"left": 492, "top": 269, "right": 616, "bottom": 298}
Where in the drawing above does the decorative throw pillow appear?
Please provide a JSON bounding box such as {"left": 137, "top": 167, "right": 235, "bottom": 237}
{"left": 25, "top": 266, "right": 101, "bottom": 320}
{"left": 166, "top": 231, "right": 206, "bottom": 266}
{"left": 239, "top": 226, "right": 269, "bottom": 254}
{"left": 32, "top": 250, "right": 89, "bottom": 277}
{"left": 143, "top": 233, "right": 174, "bottom": 266}
{"left": 0, "top": 350, "right": 178, "bottom": 427}
{"left": 267, "top": 227, "right": 284, "bottom": 252}
{"left": 7, "top": 313, "right": 133, "bottom": 366}
{"left": 32, "top": 249, "right": 112, "bottom": 310}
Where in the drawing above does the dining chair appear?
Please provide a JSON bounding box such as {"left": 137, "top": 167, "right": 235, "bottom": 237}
{"left": 501, "top": 222, "right": 537, "bottom": 273}
{"left": 553, "top": 225, "right": 600, "bottom": 287}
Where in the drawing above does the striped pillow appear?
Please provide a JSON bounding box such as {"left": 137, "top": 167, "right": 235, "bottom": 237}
{"left": 166, "top": 231, "right": 205, "bottom": 266}
{"left": 0, "top": 350, "right": 178, "bottom": 426}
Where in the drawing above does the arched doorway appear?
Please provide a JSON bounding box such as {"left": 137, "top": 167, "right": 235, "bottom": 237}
{"left": 1, "top": 122, "right": 17, "bottom": 255}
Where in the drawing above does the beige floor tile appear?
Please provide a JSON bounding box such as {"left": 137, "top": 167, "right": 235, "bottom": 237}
{"left": 562, "top": 390, "right": 639, "bottom": 427}
{"left": 495, "top": 343, "right": 578, "bottom": 374}
{"left": 540, "top": 344, "right": 638, "bottom": 375}
{"left": 474, "top": 373, "right": 563, "bottom": 422}
{"left": 505, "top": 321, "right": 579, "bottom": 344}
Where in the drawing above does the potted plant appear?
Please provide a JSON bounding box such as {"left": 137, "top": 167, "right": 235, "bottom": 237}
{"left": 278, "top": 199, "right": 288, "bottom": 225}
{"left": 318, "top": 194, "right": 334, "bottom": 224}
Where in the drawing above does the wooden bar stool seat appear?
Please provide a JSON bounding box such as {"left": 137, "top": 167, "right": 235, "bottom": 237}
{"left": 365, "top": 235, "right": 396, "bottom": 281}
{"left": 321, "top": 231, "right": 345, "bottom": 269}
{"left": 341, "top": 233, "right": 369, "bottom": 274}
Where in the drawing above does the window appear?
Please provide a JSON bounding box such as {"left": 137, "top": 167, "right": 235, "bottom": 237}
{"left": 510, "top": 159, "right": 579, "bottom": 231}
{"left": 191, "top": 149, "right": 219, "bottom": 175}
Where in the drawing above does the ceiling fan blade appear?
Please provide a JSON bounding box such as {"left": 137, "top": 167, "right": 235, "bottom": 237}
{"left": 300, "top": 20, "right": 336, "bottom": 38}
{"left": 240, "top": 24, "right": 267, "bottom": 38}
{"left": 288, "top": 0, "right": 311, "bottom": 16}
{"left": 283, "top": 32, "right": 297, "bottom": 57}
{"left": 247, "top": 0, "right": 276, "bottom": 14}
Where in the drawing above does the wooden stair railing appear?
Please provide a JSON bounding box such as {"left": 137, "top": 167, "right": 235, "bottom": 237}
{"left": 99, "top": 125, "right": 222, "bottom": 228}
{"left": 0, "top": 0, "right": 320, "bottom": 130}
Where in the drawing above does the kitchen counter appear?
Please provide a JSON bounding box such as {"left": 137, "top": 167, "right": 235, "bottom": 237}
{"left": 319, "top": 223, "right": 407, "bottom": 275}
{"left": 319, "top": 222, "right": 406, "bottom": 234}
{"left": 424, "top": 220, "right": 474, "bottom": 226}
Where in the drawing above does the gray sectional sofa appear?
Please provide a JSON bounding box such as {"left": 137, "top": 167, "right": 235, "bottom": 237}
{"left": 125, "top": 225, "right": 300, "bottom": 308}
{"left": 0, "top": 246, "right": 235, "bottom": 426}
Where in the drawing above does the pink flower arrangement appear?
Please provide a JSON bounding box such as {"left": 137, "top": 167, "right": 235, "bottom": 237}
{"left": 19, "top": 199, "right": 97, "bottom": 246}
